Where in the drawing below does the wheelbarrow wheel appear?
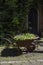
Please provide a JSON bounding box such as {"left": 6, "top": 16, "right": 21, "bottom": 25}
{"left": 27, "top": 44, "right": 36, "bottom": 52}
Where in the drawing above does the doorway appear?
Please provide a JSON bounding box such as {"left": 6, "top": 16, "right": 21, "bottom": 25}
{"left": 28, "top": 7, "right": 38, "bottom": 34}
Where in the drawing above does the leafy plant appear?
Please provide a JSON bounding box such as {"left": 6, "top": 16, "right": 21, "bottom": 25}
{"left": 14, "top": 33, "right": 36, "bottom": 41}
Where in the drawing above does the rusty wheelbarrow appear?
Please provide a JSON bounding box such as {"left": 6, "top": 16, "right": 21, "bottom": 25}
{"left": 14, "top": 36, "right": 39, "bottom": 52}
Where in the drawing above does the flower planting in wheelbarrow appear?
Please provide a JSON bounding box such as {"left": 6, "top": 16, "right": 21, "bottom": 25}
{"left": 14, "top": 33, "right": 38, "bottom": 52}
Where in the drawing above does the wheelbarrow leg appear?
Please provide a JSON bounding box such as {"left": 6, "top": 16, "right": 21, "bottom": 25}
{"left": 26, "top": 44, "right": 36, "bottom": 52}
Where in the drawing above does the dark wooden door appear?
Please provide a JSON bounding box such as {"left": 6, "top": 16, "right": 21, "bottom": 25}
{"left": 28, "top": 8, "right": 38, "bottom": 34}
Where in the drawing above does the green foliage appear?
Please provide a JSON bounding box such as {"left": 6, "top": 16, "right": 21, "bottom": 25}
{"left": 12, "top": 17, "right": 19, "bottom": 25}
{"left": 14, "top": 33, "right": 36, "bottom": 41}
{"left": 0, "top": 0, "right": 34, "bottom": 37}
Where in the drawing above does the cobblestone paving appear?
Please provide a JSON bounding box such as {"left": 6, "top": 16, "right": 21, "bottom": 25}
{"left": 0, "top": 46, "right": 43, "bottom": 65}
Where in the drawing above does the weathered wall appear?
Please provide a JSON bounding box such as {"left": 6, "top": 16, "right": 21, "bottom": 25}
{"left": 39, "top": 4, "right": 43, "bottom": 35}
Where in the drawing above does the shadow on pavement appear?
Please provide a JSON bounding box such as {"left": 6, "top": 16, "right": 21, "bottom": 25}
{"left": 31, "top": 50, "right": 43, "bottom": 53}
{"left": 1, "top": 48, "right": 22, "bottom": 57}
{"left": 1, "top": 48, "right": 43, "bottom": 57}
